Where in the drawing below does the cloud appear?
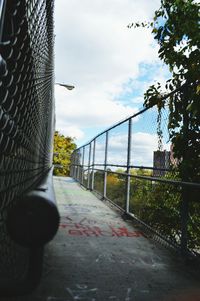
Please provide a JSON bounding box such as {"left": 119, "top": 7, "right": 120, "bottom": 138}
{"left": 54, "top": 0, "right": 166, "bottom": 144}
{"left": 131, "top": 132, "right": 158, "bottom": 166}
{"left": 55, "top": 85, "right": 138, "bottom": 138}
{"left": 115, "top": 62, "right": 171, "bottom": 106}
{"left": 57, "top": 124, "right": 85, "bottom": 141}
{"left": 107, "top": 132, "right": 158, "bottom": 166}
{"left": 93, "top": 131, "right": 170, "bottom": 167}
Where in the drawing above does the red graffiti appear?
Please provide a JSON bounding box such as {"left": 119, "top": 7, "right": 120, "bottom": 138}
{"left": 59, "top": 219, "right": 144, "bottom": 238}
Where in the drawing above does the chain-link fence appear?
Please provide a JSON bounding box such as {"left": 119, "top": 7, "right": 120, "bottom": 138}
{"left": 0, "top": 0, "right": 55, "bottom": 295}
{"left": 71, "top": 106, "right": 200, "bottom": 258}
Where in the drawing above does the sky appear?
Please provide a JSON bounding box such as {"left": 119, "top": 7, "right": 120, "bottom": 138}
{"left": 54, "top": 0, "right": 171, "bottom": 166}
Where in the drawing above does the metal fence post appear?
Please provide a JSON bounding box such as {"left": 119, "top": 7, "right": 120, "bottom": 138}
{"left": 181, "top": 186, "right": 189, "bottom": 253}
{"left": 91, "top": 139, "right": 96, "bottom": 191}
{"left": 125, "top": 118, "right": 132, "bottom": 213}
{"left": 103, "top": 132, "right": 109, "bottom": 199}
{"left": 74, "top": 152, "right": 77, "bottom": 180}
{"left": 87, "top": 143, "right": 92, "bottom": 189}
{"left": 69, "top": 154, "right": 73, "bottom": 177}
{"left": 81, "top": 146, "right": 85, "bottom": 185}
{"left": 180, "top": 85, "right": 189, "bottom": 254}
{"left": 71, "top": 153, "right": 75, "bottom": 178}
{"left": 72, "top": 153, "right": 75, "bottom": 179}
{"left": 77, "top": 153, "right": 80, "bottom": 182}
{"left": 76, "top": 152, "right": 79, "bottom": 181}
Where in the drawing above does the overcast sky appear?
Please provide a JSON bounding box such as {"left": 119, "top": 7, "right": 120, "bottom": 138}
{"left": 54, "top": 0, "right": 170, "bottom": 162}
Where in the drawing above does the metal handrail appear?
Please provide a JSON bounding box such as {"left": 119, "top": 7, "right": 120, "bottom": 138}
{"left": 0, "top": 0, "right": 6, "bottom": 41}
{"left": 72, "top": 166, "right": 200, "bottom": 189}
{"left": 71, "top": 101, "right": 200, "bottom": 257}
{"left": 74, "top": 79, "right": 199, "bottom": 152}
{"left": 75, "top": 107, "right": 149, "bottom": 151}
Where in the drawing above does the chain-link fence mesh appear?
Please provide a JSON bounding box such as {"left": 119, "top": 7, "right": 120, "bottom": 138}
{"left": 0, "top": 0, "right": 54, "bottom": 292}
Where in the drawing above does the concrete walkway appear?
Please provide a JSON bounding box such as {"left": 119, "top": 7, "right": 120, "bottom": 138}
{"left": 22, "top": 177, "right": 200, "bottom": 300}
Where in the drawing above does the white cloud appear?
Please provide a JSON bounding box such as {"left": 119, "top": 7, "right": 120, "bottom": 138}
{"left": 107, "top": 132, "right": 158, "bottom": 166}
{"left": 91, "top": 132, "right": 156, "bottom": 166}
{"left": 54, "top": 0, "right": 164, "bottom": 144}
{"left": 92, "top": 132, "right": 170, "bottom": 167}
{"left": 55, "top": 85, "right": 138, "bottom": 137}
{"left": 131, "top": 132, "right": 158, "bottom": 166}
{"left": 58, "top": 124, "right": 85, "bottom": 141}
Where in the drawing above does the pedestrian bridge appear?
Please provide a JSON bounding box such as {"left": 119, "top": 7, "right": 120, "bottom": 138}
{"left": 1, "top": 1, "right": 200, "bottom": 300}
{"left": 19, "top": 176, "right": 200, "bottom": 301}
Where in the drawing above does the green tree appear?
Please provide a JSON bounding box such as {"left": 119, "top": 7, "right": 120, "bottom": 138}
{"left": 106, "top": 171, "right": 126, "bottom": 208}
{"left": 129, "top": 0, "right": 200, "bottom": 182}
{"left": 53, "top": 131, "right": 76, "bottom": 176}
{"left": 128, "top": 0, "right": 200, "bottom": 251}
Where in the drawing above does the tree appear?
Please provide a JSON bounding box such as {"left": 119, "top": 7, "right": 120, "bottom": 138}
{"left": 128, "top": 0, "right": 200, "bottom": 183}
{"left": 53, "top": 131, "right": 76, "bottom": 176}
{"left": 129, "top": 1, "right": 200, "bottom": 251}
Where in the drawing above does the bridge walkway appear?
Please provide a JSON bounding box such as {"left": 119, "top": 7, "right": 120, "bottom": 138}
{"left": 25, "top": 177, "right": 200, "bottom": 301}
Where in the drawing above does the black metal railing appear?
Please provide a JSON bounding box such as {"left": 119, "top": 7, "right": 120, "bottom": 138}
{"left": 0, "top": 0, "right": 57, "bottom": 295}
{"left": 71, "top": 106, "right": 200, "bottom": 258}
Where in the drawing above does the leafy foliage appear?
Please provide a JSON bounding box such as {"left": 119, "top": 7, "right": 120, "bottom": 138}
{"left": 107, "top": 172, "right": 126, "bottom": 209}
{"left": 53, "top": 131, "right": 76, "bottom": 176}
{"left": 93, "top": 169, "right": 200, "bottom": 250}
{"left": 129, "top": 0, "right": 200, "bottom": 182}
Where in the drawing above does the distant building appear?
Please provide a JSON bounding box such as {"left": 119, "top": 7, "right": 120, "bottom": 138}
{"left": 153, "top": 150, "right": 170, "bottom": 177}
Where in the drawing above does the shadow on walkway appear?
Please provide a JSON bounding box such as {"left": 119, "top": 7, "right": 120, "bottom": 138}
{"left": 19, "top": 177, "right": 200, "bottom": 301}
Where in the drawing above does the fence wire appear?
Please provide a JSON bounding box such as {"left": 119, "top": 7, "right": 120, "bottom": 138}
{"left": 71, "top": 106, "right": 200, "bottom": 258}
{"left": 0, "top": 0, "right": 54, "bottom": 290}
